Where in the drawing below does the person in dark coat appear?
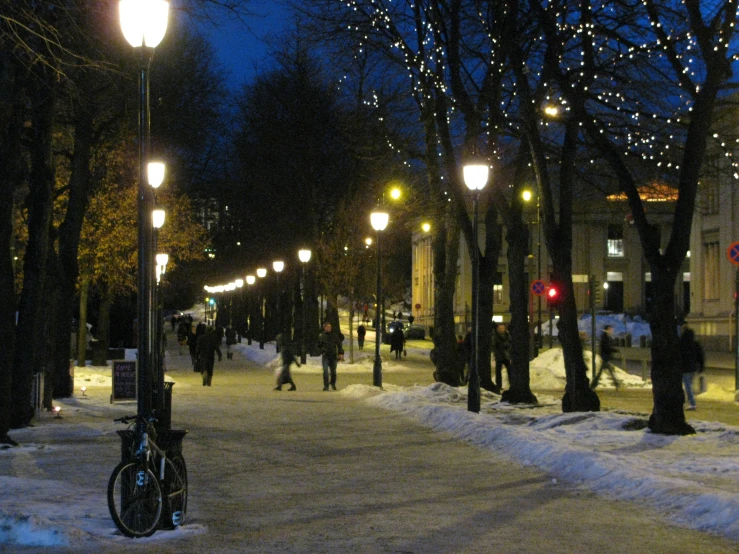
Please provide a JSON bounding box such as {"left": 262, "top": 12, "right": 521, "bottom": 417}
{"left": 318, "top": 322, "right": 344, "bottom": 390}
{"left": 176, "top": 320, "right": 189, "bottom": 355}
{"left": 679, "top": 322, "right": 704, "bottom": 410}
{"left": 591, "top": 325, "right": 620, "bottom": 390}
{"left": 390, "top": 325, "right": 405, "bottom": 359}
{"left": 187, "top": 322, "right": 199, "bottom": 370}
{"left": 492, "top": 323, "right": 512, "bottom": 390}
{"left": 197, "top": 327, "right": 222, "bottom": 386}
{"left": 357, "top": 324, "right": 367, "bottom": 350}
{"left": 225, "top": 324, "right": 237, "bottom": 359}
{"left": 275, "top": 334, "right": 299, "bottom": 391}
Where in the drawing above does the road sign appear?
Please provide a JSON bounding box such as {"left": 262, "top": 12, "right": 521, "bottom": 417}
{"left": 531, "top": 280, "right": 546, "bottom": 296}
{"left": 728, "top": 242, "right": 739, "bottom": 266}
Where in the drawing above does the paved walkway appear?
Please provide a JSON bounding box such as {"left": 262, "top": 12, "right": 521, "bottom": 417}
{"left": 61, "top": 343, "right": 735, "bottom": 554}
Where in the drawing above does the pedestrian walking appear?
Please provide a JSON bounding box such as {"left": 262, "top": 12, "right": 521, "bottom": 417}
{"left": 493, "top": 323, "right": 512, "bottom": 391}
{"left": 197, "top": 327, "right": 222, "bottom": 387}
{"left": 176, "top": 319, "right": 189, "bottom": 355}
{"left": 274, "top": 334, "right": 299, "bottom": 391}
{"left": 390, "top": 325, "right": 405, "bottom": 360}
{"left": 679, "top": 321, "right": 704, "bottom": 410}
{"left": 456, "top": 335, "right": 468, "bottom": 384}
{"left": 591, "top": 325, "right": 620, "bottom": 390}
{"left": 225, "top": 324, "right": 237, "bottom": 360}
{"left": 357, "top": 324, "right": 367, "bottom": 350}
{"left": 318, "top": 321, "right": 344, "bottom": 390}
{"left": 187, "top": 323, "right": 200, "bottom": 370}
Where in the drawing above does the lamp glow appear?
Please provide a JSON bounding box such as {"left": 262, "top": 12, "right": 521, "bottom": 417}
{"left": 246, "top": 275, "right": 256, "bottom": 285}
{"left": 155, "top": 253, "right": 169, "bottom": 267}
{"left": 152, "top": 209, "right": 165, "bottom": 229}
{"left": 298, "top": 249, "right": 312, "bottom": 263}
{"left": 147, "top": 161, "right": 165, "bottom": 188}
{"left": 422, "top": 222, "right": 431, "bottom": 233}
{"left": 370, "top": 211, "right": 389, "bottom": 231}
{"left": 273, "top": 261, "right": 284, "bottom": 273}
{"left": 256, "top": 268, "right": 267, "bottom": 278}
{"left": 235, "top": 279, "right": 244, "bottom": 287}
{"left": 119, "top": 0, "right": 170, "bottom": 48}
{"left": 463, "top": 163, "right": 489, "bottom": 191}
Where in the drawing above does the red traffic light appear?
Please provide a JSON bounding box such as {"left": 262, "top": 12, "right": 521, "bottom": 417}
{"left": 547, "top": 284, "right": 562, "bottom": 308}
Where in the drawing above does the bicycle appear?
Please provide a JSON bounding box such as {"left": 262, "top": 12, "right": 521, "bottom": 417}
{"left": 107, "top": 414, "right": 188, "bottom": 538}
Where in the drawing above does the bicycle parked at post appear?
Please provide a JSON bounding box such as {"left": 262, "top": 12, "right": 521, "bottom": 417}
{"left": 107, "top": 414, "right": 188, "bottom": 538}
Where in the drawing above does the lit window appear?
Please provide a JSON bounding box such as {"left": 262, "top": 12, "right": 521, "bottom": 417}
{"left": 607, "top": 224, "right": 624, "bottom": 258}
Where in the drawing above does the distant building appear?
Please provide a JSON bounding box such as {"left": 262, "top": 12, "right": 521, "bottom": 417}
{"left": 411, "top": 184, "right": 698, "bottom": 345}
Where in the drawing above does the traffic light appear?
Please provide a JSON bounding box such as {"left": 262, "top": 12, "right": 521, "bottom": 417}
{"left": 547, "top": 283, "right": 561, "bottom": 309}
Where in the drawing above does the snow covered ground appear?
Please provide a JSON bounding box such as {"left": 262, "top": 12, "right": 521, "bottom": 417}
{"left": 2, "top": 322, "right": 739, "bottom": 548}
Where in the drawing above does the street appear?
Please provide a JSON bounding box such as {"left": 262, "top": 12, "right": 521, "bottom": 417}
{"left": 4, "top": 335, "right": 738, "bottom": 553}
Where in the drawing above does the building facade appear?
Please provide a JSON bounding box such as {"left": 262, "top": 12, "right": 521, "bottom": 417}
{"left": 411, "top": 188, "right": 697, "bottom": 344}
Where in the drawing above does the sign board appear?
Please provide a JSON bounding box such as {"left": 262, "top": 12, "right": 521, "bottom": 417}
{"left": 728, "top": 242, "right": 739, "bottom": 266}
{"left": 111, "top": 360, "right": 137, "bottom": 403}
{"left": 531, "top": 280, "right": 546, "bottom": 296}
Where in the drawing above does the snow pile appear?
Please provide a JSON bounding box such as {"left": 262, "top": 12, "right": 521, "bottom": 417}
{"left": 358, "top": 382, "right": 739, "bottom": 541}
{"left": 529, "top": 348, "right": 648, "bottom": 390}
{"left": 0, "top": 513, "right": 68, "bottom": 547}
{"left": 542, "top": 313, "right": 653, "bottom": 343}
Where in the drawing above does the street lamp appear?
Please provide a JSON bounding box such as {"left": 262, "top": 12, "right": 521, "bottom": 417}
{"left": 234, "top": 278, "right": 243, "bottom": 328}
{"left": 370, "top": 210, "right": 389, "bottom": 388}
{"left": 298, "top": 249, "right": 311, "bottom": 364}
{"left": 273, "top": 261, "right": 285, "bottom": 351}
{"left": 464, "top": 154, "right": 490, "bottom": 414}
{"left": 246, "top": 275, "right": 255, "bottom": 345}
{"left": 523, "top": 188, "right": 542, "bottom": 351}
{"left": 256, "top": 268, "right": 267, "bottom": 349}
{"left": 119, "top": 0, "right": 169, "bottom": 420}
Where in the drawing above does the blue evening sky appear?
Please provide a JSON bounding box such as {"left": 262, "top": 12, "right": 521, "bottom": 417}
{"left": 196, "top": 2, "right": 290, "bottom": 91}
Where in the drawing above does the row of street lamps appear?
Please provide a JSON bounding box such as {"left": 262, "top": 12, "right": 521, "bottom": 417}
{"left": 204, "top": 251, "right": 313, "bottom": 360}
{"left": 120, "top": 0, "right": 492, "bottom": 414}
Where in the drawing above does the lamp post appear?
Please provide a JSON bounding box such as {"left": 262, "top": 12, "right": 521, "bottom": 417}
{"left": 464, "top": 155, "right": 490, "bottom": 414}
{"left": 370, "top": 210, "right": 389, "bottom": 388}
{"left": 273, "top": 261, "right": 284, "bottom": 351}
{"left": 234, "top": 278, "right": 243, "bottom": 328}
{"left": 245, "top": 275, "right": 255, "bottom": 344}
{"left": 256, "top": 268, "right": 267, "bottom": 349}
{"left": 151, "top": 208, "right": 165, "bottom": 418}
{"left": 298, "top": 249, "right": 311, "bottom": 364}
{"left": 119, "top": 0, "right": 169, "bottom": 419}
{"left": 523, "top": 189, "right": 543, "bottom": 351}
{"left": 155, "top": 251, "right": 168, "bottom": 421}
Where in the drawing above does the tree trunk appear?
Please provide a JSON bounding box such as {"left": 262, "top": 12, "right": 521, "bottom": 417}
{"left": 648, "top": 269, "right": 694, "bottom": 434}
{"left": 53, "top": 101, "right": 94, "bottom": 397}
{"left": 94, "top": 285, "right": 112, "bottom": 367}
{"left": 77, "top": 277, "right": 90, "bottom": 368}
{"left": 501, "top": 221, "right": 538, "bottom": 404}
{"left": 557, "top": 272, "right": 600, "bottom": 412}
{"left": 0, "top": 53, "right": 24, "bottom": 444}
{"left": 477, "top": 202, "right": 502, "bottom": 392}
{"left": 11, "top": 76, "right": 55, "bottom": 429}
{"left": 432, "top": 210, "right": 463, "bottom": 385}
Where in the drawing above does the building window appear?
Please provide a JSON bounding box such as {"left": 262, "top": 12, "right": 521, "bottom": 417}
{"left": 703, "top": 241, "right": 720, "bottom": 300}
{"left": 607, "top": 224, "right": 624, "bottom": 257}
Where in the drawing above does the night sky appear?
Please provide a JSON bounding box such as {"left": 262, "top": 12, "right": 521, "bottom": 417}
{"left": 195, "top": 2, "right": 289, "bottom": 91}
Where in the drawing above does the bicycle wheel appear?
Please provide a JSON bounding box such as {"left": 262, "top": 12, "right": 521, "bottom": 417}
{"left": 161, "top": 455, "right": 188, "bottom": 529}
{"left": 107, "top": 460, "right": 163, "bottom": 538}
